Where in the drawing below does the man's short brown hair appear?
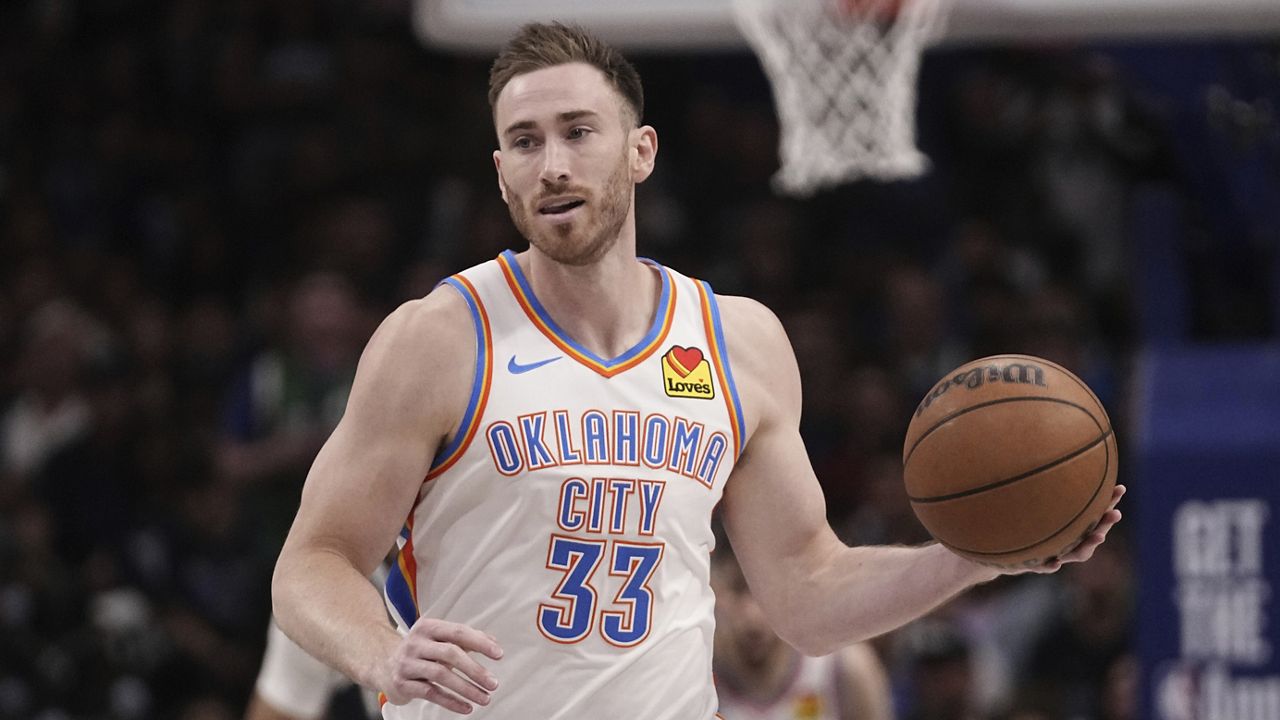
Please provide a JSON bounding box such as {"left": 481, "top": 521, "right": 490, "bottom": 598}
{"left": 488, "top": 22, "right": 644, "bottom": 127}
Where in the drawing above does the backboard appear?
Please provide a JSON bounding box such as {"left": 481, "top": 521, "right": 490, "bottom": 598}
{"left": 414, "top": 0, "right": 1280, "bottom": 52}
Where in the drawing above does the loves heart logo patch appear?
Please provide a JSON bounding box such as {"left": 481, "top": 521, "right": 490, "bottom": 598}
{"left": 661, "top": 345, "right": 715, "bottom": 399}
{"left": 666, "top": 346, "right": 703, "bottom": 377}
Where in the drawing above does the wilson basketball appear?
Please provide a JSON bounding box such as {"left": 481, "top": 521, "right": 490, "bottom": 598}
{"left": 902, "top": 354, "right": 1118, "bottom": 568}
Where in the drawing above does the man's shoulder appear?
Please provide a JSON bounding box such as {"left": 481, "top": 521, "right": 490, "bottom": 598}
{"left": 359, "top": 285, "right": 477, "bottom": 380}
{"left": 707, "top": 292, "right": 801, "bottom": 437}
{"left": 385, "top": 285, "right": 475, "bottom": 341}
{"left": 709, "top": 293, "right": 787, "bottom": 349}
{"left": 345, "top": 285, "right": 478, "bottom": 432}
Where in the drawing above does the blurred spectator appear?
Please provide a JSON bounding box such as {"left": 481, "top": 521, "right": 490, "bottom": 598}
{"left": 294, "top": 194, "right": 399, "bottom": 302}
{"left": 1101, "top": 654, "right": 1138, "bottom": 720}
{"left": 836, "top": 452, "right": 932, "bottom": 549}
{"left": 35, "top": 350, "right": 139, "bottom": 571}
{"left": 942, "top": 574, "right": 1064, "bottom": 719}
{"left": 115, "top": 448, "right": 265, "bottom": 717}
{"left": 712, "top": 533, "right": 895, "bottom": 720}
{"left": 817, "top": 366, "right": 913, "bottom": 520}
{"left": 880, "top": 263, "right": 968, "bottom": 402}
{"left": 892, "top": 619, "right": 984, "bottom": 720}
{"left": 782, "top": 301, "right": 853, "bottom": 468}
{"left": 219, "top": 272, "right": 365, "bottom": 564}
{"left": 1024, "top": 535, "right": 1134, "bottom": 720}
{"left": 1018, "top": 283, "right": 1120, "bottom": 414}
{"left": 933, "top": 218, "right": 1041, "bottom": 357}
{"left": 2, "top": 300, "right": 109, "bottom": 481}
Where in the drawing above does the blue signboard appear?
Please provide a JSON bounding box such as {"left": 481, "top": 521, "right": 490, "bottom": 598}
{"left": 1136, "top": 346, "right": 1280, "bottom": 720}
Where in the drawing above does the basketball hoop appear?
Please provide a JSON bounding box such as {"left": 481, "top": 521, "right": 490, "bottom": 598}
{"left": 734, "top": 0, "right": 951, "bottom": 196}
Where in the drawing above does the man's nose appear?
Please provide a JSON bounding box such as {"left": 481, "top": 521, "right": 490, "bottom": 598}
{"left": 540, "top": 139, "right": 571, "bottom": 185}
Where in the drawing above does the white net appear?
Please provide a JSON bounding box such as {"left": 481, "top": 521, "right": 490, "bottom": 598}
{"left": 734, "top": 0, "right": 951, "bottom": 196}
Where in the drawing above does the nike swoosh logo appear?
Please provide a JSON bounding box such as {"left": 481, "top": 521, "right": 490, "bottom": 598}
{"left": 507, "top": 355, "right": 563, "bottom": 375}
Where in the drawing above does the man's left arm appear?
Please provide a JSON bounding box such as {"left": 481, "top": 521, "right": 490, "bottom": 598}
{"left": 715, "top": 294, "right": 1123, "bottom": 656}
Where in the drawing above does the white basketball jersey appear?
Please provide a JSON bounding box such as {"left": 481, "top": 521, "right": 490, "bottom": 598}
{"left": 382, "top": 250, "right": 744, "bottom": 720}
{"left": 715, "top": 654, "right": 845, "bottom": 720}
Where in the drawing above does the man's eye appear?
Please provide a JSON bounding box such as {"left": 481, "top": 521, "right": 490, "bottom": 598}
{"left": 568, "top": 127, "right": 590, "bottom": 139}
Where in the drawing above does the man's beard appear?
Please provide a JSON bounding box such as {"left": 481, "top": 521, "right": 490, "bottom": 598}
{"left": 504, "top": 152, "right": 633, "bottom": 267}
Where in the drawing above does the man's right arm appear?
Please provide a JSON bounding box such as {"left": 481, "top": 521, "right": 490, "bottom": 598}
{"left": 271, "top": 286, "right": 501, "bottom": 713}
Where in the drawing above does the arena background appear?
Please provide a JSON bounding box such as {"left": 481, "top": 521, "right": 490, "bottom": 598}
{"left": 0, "top": 0, "right": 1276, "bottom": 718}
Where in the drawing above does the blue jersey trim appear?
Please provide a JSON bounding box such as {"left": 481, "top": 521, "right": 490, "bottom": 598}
{"left": 384, "top": 555, "right": 420, "bottom": 627}
{"left": 499, "top": 249, "right": 672, "bottom": 368}
{"left": 701, "top": 281, "right": 745, "bottom": 460}
{"left": 430, "top": 276, "right": 488, "bottom": 470}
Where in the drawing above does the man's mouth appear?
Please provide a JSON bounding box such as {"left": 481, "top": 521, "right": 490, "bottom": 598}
{"left": 539, "top": 199, "right": 586, "bottom": 215}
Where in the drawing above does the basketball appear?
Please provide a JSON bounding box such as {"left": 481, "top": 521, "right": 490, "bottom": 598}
{"left": 902, "top": 354, "right": 1118, "bottom": 568}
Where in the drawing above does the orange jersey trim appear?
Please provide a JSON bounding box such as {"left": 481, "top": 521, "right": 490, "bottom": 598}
{"left": 497, "top": 250, "right": 676, "bottom": 379}
{"left": 697, "top": 281, "right": 744, "bottom": 459}
{"left": 427, "top": 273, "right": 494, "bottom": 480}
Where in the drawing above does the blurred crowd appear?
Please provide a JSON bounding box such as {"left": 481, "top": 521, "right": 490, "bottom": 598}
{"left": 0, "top": 1, "right": 1276, "bottom": 719}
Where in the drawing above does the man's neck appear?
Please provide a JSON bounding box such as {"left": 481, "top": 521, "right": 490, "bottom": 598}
{"left": 517, "top": 244, "right": 660, "bottom": 359}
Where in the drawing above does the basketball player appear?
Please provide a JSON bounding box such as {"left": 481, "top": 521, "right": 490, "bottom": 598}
{"left": 244, "top": 618, "right": 363, "bottom": 720}
{"left": 712, "top": 541, "right": 895, "bottom": 720}
{"left": 271, "top": 22, "right": 1125, "bottom": 719}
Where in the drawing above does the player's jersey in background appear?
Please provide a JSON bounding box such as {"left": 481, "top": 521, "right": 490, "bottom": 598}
{"left": 382, "top": 250, "right": 744, "bottom": 720}
{"left": 715, "top": 654, "right": 846, "bottom": 720}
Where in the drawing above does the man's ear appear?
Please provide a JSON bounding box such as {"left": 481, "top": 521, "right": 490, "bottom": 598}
{"left": 493, "top": 150, "right": 509, "bottom": 204}
{"left": 630, "top": 125, "right": 658, "bottom": 184}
